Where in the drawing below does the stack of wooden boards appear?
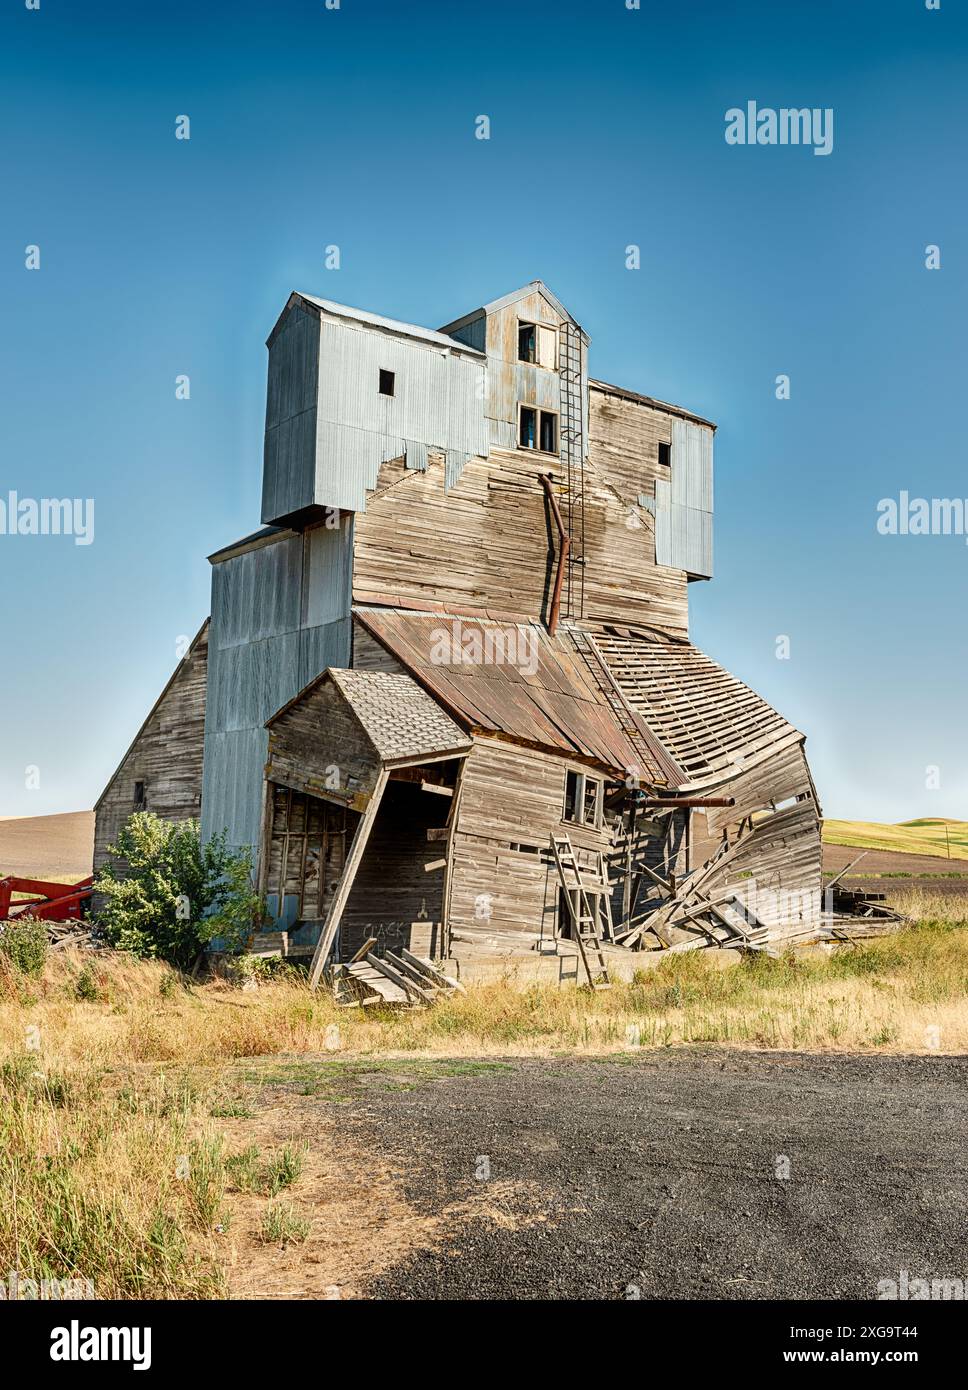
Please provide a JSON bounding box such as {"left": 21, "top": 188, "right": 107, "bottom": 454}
{"left": 332, "top": 938, "right": 465, "bottom": 1009}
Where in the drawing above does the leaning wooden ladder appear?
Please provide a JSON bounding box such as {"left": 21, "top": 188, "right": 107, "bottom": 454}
{"left": 550, "top": 832, "right": 612, "bottom": 989}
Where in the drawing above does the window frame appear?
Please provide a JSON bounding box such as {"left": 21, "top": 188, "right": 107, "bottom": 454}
{"left": 562, "top": 769, "right": 602, "bottom": 830}
{"left": 378, "top": 368, "right": 395, "bottom": 397}
{"left": 518, "top": 402, "right": 559, "bottom": 456}
{"left": 517, "top": 318, "right": 558, "bottom": 369}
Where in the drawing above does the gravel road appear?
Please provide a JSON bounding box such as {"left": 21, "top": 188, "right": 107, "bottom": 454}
{"left": 342, "top": 1051, "right": 968, "bottom": 1300}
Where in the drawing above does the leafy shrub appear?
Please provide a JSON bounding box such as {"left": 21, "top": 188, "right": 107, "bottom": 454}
{"left": 92, "top": 813, "right": 267, "bottom": 970}
{"left": 0, "top": 919, "right": 48, "bottom": 977}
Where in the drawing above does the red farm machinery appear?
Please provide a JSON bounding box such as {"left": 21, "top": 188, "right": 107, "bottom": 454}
{"left": 0, "top": 875, "right": 93, "bottom": 924}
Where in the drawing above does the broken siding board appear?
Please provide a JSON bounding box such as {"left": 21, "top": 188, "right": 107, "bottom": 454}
{"left": 353, "top": 429, "right": 690, "bottom": 634}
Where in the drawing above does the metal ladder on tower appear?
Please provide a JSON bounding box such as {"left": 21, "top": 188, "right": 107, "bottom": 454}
{"left": 550, "top": 831, "right": 612, "bottom": 989}
{"left": 558, "top": 319, "right": 586, "bottom": 619}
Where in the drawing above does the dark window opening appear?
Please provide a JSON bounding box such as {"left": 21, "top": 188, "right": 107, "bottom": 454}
{"left": 540, "top": 410, "right": 557, "bottom": 454}
{"left": 558, "top": 886, "right": 603, "bottom": 940}
{"left": 563, "top": 769, "right": 600, "bottom": 828}
{"left": 519, "top": 405, "right": 558, "bottom": 453}
{"left": 378, "top": 369, "right": 395, "bottom": 396}
{"left": 564, "top": 770, "right": 580, "bottom": 821}
{"left": 658, "top": 442, "right": 671, "bottom": 467}
{"left": 133, "top": 780, "right": 146, "bottom": 810}
{"left": 518, "top": 322, "right": 536, "bottom": 363}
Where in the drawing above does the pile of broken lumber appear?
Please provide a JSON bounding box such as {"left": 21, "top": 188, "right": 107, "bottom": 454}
{"left": 332, "top": 937, "right": 464, "bottom": 1009}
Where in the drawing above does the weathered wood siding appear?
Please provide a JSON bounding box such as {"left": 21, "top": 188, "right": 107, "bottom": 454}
{"left": 265, "top": 677, "right": 382, "bottom": 812}
{"left": 448, "top": 738, "right": 614, "bottom": 950}
{"left": 683, "top": 742, "right": 821, "bottom": 940}
{"left": 264, "top": 785, "right": 352, "bottom": 927}
{"left": 353, "top": 438, "right": 689, "bottom": 633}
{"left": 340, "top": 779, "right": 450, "bottom": 959}
{"left": 93, "top": 627, "right": 209, "bottom": 871}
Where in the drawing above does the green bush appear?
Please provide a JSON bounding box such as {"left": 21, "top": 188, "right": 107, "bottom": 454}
{"left": 92, "top": 813, "right": 267, "bottom": 970}
{"left": 0, "top": 919, "right": 48, "bottom": 977}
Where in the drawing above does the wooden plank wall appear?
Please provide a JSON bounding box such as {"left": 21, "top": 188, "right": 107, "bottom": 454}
{"left": 93, "top": 630, "right": 209, "bottom": 872}
{"left": 448, "top": 737, "right": 614, "bottom": 951}
{"left": 264, "top": 786, "right": 351, "bottom": 922}
{"left": 339, "top": 779, "right": 450, "bottom": 958}
{"left": 265, "top": 678, "right": 381, "bottom": 810}
{"left": 352, "top": 382, "right": 691, "bottom": 633}
{"left": 683, "top": 742, "right": 821, "bottom": 938}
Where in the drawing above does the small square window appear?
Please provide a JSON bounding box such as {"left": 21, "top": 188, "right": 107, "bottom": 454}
{"left": 563, "top": 769, "right": 601, "bottom": 827}
{"left": 658, "top": 442, "right": 671, "bottom": 467}
{"left": 378, "top": 369, "right": 395, "bottom": 396}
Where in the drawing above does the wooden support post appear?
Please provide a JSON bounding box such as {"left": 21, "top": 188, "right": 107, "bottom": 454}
{"left": 308, "top": 768, "right": 389, "bottom": 989}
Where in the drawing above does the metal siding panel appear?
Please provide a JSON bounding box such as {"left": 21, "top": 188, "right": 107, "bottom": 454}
{"left": 669, "top": 420, "right": 714, "bottom": 576}
{"left": 203, "top": 525, "right": 352, "bottom": 855}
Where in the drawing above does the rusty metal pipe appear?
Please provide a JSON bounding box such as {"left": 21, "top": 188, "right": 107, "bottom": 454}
{"left": 539, "top": 472, "right": 570, "bottom": 636}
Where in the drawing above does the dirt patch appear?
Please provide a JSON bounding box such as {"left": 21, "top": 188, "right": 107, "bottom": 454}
{"left": 823, "top": 842, "right": 968, "bottom": 880}
{"left": 216, "top": 1059, "right": 546, "bottom": 1299}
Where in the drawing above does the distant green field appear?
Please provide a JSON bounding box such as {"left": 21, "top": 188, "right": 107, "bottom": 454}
{"left": 823, "top": 818, "right": 968, "bottom": 860}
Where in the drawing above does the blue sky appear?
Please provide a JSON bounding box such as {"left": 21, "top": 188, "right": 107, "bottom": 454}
{"left": 1, "top": 0, "right": 965, "bottom": 823}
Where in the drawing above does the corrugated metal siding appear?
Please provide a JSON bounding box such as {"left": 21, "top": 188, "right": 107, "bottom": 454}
{"left": 654, "top": 419, "right": 714, "bottom": 577}
{"left": 262, "top": 306, "right": 319, "bottom": 524}
{"left": 201, "top": 520, "right": 353, "bottom": 856}
{"left": 263, "top": 312, "right": 487, "bottom": 522}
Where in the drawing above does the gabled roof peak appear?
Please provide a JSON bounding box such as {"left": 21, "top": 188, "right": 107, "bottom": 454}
{"left": 440, "top": 280, "right": 590, "bottom": 344}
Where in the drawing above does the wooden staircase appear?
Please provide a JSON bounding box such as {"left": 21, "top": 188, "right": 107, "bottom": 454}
{"left": 550, "top": 832, "right": 612, "bottom": 989}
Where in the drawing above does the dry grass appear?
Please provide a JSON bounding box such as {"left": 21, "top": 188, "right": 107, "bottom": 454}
{"left": 2, "top": 891, "right": 967, "bottom": 1068}
{"left": 2, "top": 893, "right": 967, "bottom": 1298}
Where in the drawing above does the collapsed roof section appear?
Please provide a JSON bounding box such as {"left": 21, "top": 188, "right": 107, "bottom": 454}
{"left": 589, "top": 625, "right": 804, "bottom": 792}
{"left": 353, "top": 607, "right": 683, "bottom": 787}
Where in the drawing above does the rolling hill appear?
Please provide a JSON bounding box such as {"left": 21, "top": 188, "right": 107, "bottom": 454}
{"left": 823, "top": 818, "right": 968, "bottom": 861}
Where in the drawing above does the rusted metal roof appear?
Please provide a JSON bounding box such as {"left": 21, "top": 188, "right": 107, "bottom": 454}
{"left": 354, "top": 609, "right": 682, "bottom": 786}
